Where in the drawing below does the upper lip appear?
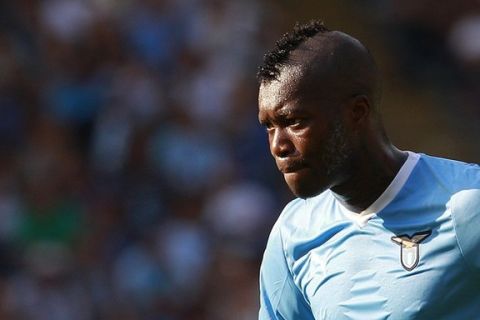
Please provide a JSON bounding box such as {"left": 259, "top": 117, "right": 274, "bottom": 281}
{"left": 277, "top": 161, "right": 306, "bottom": 173}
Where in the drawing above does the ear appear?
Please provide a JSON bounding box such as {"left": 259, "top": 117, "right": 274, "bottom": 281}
{"left": 348, "top": 95, "right": 371, "bottom": 126}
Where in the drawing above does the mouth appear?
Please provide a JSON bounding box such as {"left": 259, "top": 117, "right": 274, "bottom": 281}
{"left": 278, "top": 161, "right": 307, "bottom": 174}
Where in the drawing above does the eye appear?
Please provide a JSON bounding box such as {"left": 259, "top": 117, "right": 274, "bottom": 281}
{"left": 285, "top": 117, "right": 304, "bottom": 128}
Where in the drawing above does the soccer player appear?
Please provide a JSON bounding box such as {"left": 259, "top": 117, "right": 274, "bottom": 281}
{"left": 257, "top": 20, "right": 480, "bottom": 319}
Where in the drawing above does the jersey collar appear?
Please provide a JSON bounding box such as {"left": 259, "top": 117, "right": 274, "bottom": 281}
{"left": 334, "top": 151, "right": 420, "bottom": 226}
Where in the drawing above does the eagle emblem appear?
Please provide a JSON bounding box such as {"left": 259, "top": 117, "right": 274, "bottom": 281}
{"left": 391, "top": 230, "right": 431, "bottom": 271}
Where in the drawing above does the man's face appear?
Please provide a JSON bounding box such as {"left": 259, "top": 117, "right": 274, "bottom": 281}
{"left": 258, "top": 68, "right": 354, "bottom": 199}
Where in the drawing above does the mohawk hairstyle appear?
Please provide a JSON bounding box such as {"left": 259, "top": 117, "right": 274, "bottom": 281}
{"left": 257, "top": 20, "right": 330, "bottom": 83}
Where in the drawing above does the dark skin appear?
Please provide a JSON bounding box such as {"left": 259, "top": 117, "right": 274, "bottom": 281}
{"left": 258, "top": 31, "right": 407, "bottom": 213}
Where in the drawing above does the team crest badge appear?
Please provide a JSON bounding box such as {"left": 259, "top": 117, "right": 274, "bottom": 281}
{"left": 391, "top": 230, "right": 431, "bottom": 271}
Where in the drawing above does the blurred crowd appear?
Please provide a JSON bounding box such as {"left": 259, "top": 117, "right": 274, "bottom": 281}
{"left": 0, "top": 0, "right": 478, "bottom": 319}
{"left": 376, "top": 0, "right": 480, "bottom": 135}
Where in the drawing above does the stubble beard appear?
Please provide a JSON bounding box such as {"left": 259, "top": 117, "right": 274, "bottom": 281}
{"left": 321, "top": 119, "right": 353, "bottom": 178}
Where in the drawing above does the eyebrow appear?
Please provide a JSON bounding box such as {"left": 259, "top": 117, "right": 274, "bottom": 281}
{"left": 276, "top": 107, "right": 294, "bottom": 117}
{"left": 275, "top": 103, "right": 307, "bottom": 117}
{"left": 258, "top": 97, "right": 306, "bottom": 122}
{"left": 259, "top": 106, "right": 305, "bottom": 126}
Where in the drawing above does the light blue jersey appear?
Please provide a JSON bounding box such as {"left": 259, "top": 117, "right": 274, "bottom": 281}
{"left": 259, "top": 152, "right": 480, "bottom": 319}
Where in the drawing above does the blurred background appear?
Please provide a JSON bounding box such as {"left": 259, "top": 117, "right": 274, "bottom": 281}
{"left": 0, "top": 0, "right": 479, "bottom": 319}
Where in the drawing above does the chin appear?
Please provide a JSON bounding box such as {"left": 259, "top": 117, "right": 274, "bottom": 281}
{"left": 293, "top": 189, "right": 324, "bottom": 199}
{"left": 287, "top": 182, "right": 327, "bottom": 199}
{"left": 284, "top": 170, "right": 330, "bottom": 199}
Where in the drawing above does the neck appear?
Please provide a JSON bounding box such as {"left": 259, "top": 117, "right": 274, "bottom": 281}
{"left": 330, "top": 143, "right": 408, "bottom": 213}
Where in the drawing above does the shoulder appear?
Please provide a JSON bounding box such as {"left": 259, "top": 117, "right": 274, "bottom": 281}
{"left": 412, "top": 153, "right": 480, "bottom": 271}
{"left": 428, "top": 155, "right": 480, "bottom": 271}
{"left": 259, "top": 194, "right": 329, "bottom": 299}
{"left": 449, "top": 188, "right": 480, "bottom": 272}
{"left": 261, "top": 197, "right": 306, "bottom": 273}
{"left": 261, "top": 197, "right": 305, "bottom": 266}
{"left": 418, "top": 153, "right": 480, "bottom": 189}
{"left": 259, "top": 198, "right": 315, "bottom": 319}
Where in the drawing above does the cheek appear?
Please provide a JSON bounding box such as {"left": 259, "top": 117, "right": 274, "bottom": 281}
{"left": 294, "top": 130, "right": 327, "bottom": 157}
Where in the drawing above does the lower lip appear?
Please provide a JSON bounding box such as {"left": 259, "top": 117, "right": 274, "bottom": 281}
{"left": 283, "top": 167, "right": 307, "bottom": 174}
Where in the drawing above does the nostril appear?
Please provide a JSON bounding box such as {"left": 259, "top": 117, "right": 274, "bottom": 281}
{"left": 275, "top": 146, "right": 290, "bottom": 158}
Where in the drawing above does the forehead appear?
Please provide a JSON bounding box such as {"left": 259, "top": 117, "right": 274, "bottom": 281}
{"left": 258, "top": 66, "right": 305, "bottom": 113}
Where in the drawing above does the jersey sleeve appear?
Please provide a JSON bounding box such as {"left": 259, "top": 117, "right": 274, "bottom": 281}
{"left": 259, "top": 220, "right": 313, "bottom": 320}
{"left": 451, "top": 189, "right": 480, "bottom": 273}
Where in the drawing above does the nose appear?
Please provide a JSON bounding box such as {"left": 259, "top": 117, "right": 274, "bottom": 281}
{"left": 269, "top": 127, "right": 294, "bottom": 158}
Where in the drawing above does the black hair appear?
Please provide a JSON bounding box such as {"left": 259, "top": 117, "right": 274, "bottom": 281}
{"left": 257, "top": 20, "right": 330, "bottom": 83}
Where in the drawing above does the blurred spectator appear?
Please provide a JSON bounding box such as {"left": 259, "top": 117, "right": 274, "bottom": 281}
{"left": 448, "top": 14, "right": 480, "bottom": 67}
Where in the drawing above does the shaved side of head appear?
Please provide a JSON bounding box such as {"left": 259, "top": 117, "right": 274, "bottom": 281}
{"left": 287, "top": 31, "right": 382, "bottom": 112}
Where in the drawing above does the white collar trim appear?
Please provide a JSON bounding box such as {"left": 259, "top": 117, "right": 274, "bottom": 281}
{"left": 335, "top": 151, "right": 420, "bottom": 226}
